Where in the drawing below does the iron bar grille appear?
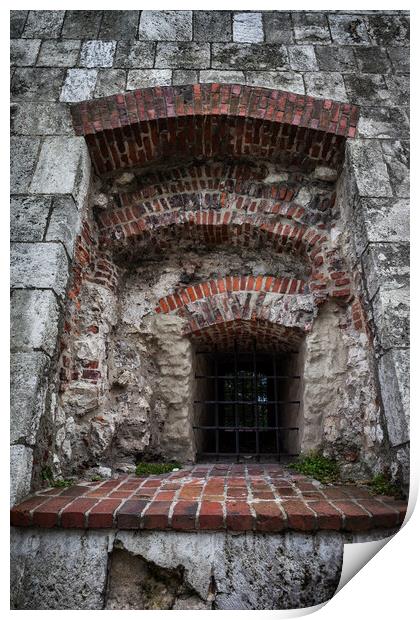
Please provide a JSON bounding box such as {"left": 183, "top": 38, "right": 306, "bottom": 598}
{"left": 193, "top": 340, "right": 301, "bottom": 462}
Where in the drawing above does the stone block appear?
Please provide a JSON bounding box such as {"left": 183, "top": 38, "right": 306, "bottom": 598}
{"left": 200, "top": 70, "right": 245, "bottom": 85}
{"left": 378, "top": 348, "right": 409, "bottom": 447}
{"left": 60, "top": 69, "right": 98, "bottom": 102}
{"left": 37, "top": 40, "right": 80, "bottom": 67}
{"left": 94, "top": 69, "right": 127, "bottom": 98}
{"left": 387, "top": 47, "right": 409, "bottom": 74}
{"left": 155, "top": 43, "right": 210, "bottom": 69}
{"left": 22, "top": 10, "right": 64, "bottom": 38}
{"left": 372, "top": 287, "right": 409, "bottom": 349}
{"left": 10, "top": 137, "right": 40, "bottom": 193}
{"left": 315, "top": 45, "right": 356, "bottom": 72}
{"left": 233, "top": 13, "right": 263, "bottom": 43}
{"left": 263, "top": 13, "right": 293, "bottom": 44}
{"left": 193, "top": 11, "right": 231, "bottom": 42}
{"left": 354, "top": 46, "right": 392, "bottom": 73}
{"left": 127, "top": 70, "right": 172, "bottom": 90}
{"left": 366, "top": 15, "right": 409, "bottom": 46}
{"left": 173, "top": 70, "right": 198, "bottom": 86}
{"left": 328, "top": 15, "right": 371, "bottom": 45}
{"left": 46, "top": 196, "right": 81, "bottom": 257}
{"left": 139, "top": 11, "right": 192, "bottom": 41}
{"left": 292, "top": 12, "right": 331, "bottom": 44}
{"left": 113, "top": 41, "right": 155, "bottom": 68}
{"left": 10, "top": 351, "right": 50, "bottom": 446}
{"left": 10, "top": 196, "right": 51, "bottom": 242}
{"left": 61, "top": 11, "right": 102, "bottom": 39}
{"left": 30, "top": 136, "right": 89, "bottom": 196}
{"left": 10, "top": 446, "right": 33, "bottom": 506}
{"left": 288, "top": 46, "right": 318, "bottom": 71}
{"left": 361, "top": 242, "right": 409, "bottom": 301}
{"left": 212, "top": 43, "right": 288, "bottom": 71}
{"left": 11, "top": 242, "right": 69, "bottom": 298}
{"left": 354, "top": 197, "right": 409, "bottom": 257}
{"left": 99, "top": 11, "right": 139, "bottom": 40}
{"left": 358, "top": 107, "right": 409, "bottom": 139}
{"left": 381, "top": 140, "right": 409, "bottom": 198}
{"left": 384, "top": 75, "right": 410, "bottom": 107}
{"left": 10, "top": 40, "right": 41, "bottom": 66}
{"left": 10, "top": 11, "right": 28, "bottom": 38}
{"left": 11, "top": 68, "right": 65, "bottom": 102}
{"left": 11, "top": 289, "right": 59, "bottom": 356}
{"left": 79, "top": 41, "right": 116, "bottom": 68}
{"left": 347, "top": 139, "right": 392, "bottom": 197}
{"left": 245, "top": 71, "right": 305, "bottom": 94}
{"left": 303, "top": 72, "right": 347, "bottom": 101}
{"left": 11, "top": 102, "right": 73, "bottom": 136}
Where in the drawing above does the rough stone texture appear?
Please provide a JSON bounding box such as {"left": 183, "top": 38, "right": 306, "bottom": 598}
{"left": 292, "top": 12, "right": 331, "bottom": 44}
{"left": 10, "top": 243, "right": 69, "bottom": 298}
{"left": 303, "top": 72, "right": 347, "bottom": 101}
{"left": 11, "top": 289, "right": 59, "bottom": 357}
{"left": 289, "top": 46, "right": 318, "bottom": 71}
{"left": 99, "top": 11, "right": 139, "bottom": 41}
{"left": 263, "top": 13, "right": 293, "bottom": 44}
{"left": 37, "top": 40, "right": 80, "bottom": 67}
{"left": 61, "top": 11, "right": 102, "bottom": 39}
{"left": 11, "top": 102, "right": 73, "bottom": 136}
{"left": 11, "top": 68, "right": 65, "bottom": 102}
{"left": 10, "top": 196, "right": 50, "bottom": 242}
{"left": 361, "top": 243, "right": 409, "bottom": 301}
{"left": 94, "top": 70, "right": 127, "bottom": 98}
{"left": 60, "top": 69, "right": 98, "bottom": 103}
{"left": 155, "top": 43, "right": 210, "bottom": 69}
{"left": 10, "top": 39, "right": 41, "bottom": 66}
{"left": 79, "top": 41, "right": 116, "bottom": 68}
{"left": 233, "top": 13, "right": 264, "bottom": 43}
{"left": 10, "top": 11, "right": 28, "bottom": 39}
{"left": 10, "top": 447, "right": 33, "bottom": 507}
{"left": 22, "top": 11, "right": 64, "bottom": 39}
{"left": 378, "top": 349, "right": 409, "bottom": 447}
{"left": 212, "top": 43, "right": 288, "bottom": 71}
{"left": 10, "top": 137, "right": 40, "bottom": 193}
{"left": 193, "top": 11, "right": 231, "bottom": 42}
{"left": 139, "top": 11, "right": 192, "bottom": 42}
{"left": 348, "top": 140, "right": 393, "bottom": 197}
{"left": 46, "top": 196, "right": 81, "bottom": 257}
{"left": 127, "top": 70, "right": 172, "bottom": 90}
{"left": 173, "top": 70, "right": 198, "bottom": 86}
{"left": 113, "top": 41, "right": 155, "bottom": 69}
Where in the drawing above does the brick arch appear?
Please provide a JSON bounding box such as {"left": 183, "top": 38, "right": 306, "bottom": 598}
{"left": 71, "top": 83, "right": 359, "bottom": 174}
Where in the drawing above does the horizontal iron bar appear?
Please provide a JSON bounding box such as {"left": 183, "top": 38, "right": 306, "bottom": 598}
{"left": 195, "top": 350, "right": 299, "bottom": 356}
{"left": 194, "top": 400, "right": 300, "bottom": 405}
{"left": 198, "top": 452, "right": 300, "bottom": 457}
{"left": 194, "top": 375, "right": 301, "bottom": 380}
{"left": 193, "top": 426, "right": 299, "bottom": 431}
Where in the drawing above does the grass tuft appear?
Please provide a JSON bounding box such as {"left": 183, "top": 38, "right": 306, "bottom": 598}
{"left": 288, "top": 452, "right": 339, "bottom": 483}
{"left": 135, "top": 461, "right": 182, "bottom": 476}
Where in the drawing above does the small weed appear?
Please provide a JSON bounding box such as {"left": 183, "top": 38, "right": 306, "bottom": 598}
{"left": 368, "top": 474, "right": 400, "bottom": 497}
{"left": 289, "top": 453, "right": 339, "bottom": 483}
{"left": 51, "top": 479, "right": 73, "bottom": 488}
{"left": 135, "top": 462, "right": 182, "bottom": 476}
{"left": 41, "top": 466, "right": 73, "bottom": 488}
{"left": 91, "top": 475, "right": 103, "bottom": 482}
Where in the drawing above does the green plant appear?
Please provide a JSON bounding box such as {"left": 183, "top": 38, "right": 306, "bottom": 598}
{"left": 41, "top": 466, "right": 53, "bottom": 482}
{"left": 91, "top": 475, "right": 103, "bottom": 482}
{"left": 288, "top": 452, "right": 339, "bottom": 483}
{"left": 51, "top": 479, "right": 73, "bottom": 488}
{"left": 135, "top": 461, "right": 182, "bottom": 476}
{"left": 368, "top": 474, "right": 400, "bottom": 497}
{"left": 41, "top": 466, "right": 73, "bottom": 488}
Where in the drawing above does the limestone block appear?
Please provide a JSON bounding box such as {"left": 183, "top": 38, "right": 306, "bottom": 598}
{"left": 354, "top": 198, "right": 409, "bottom": 257}
{"left": 113, "top": 41, "right": 155, "bottom": 68}
{"left": 11, "top": 289, "right": 59, "bottom": 356}
{"left": 289, "top": 45, "right": 318, "bottom": 71}
{"left": 10, "top": 11, "right": 28, "bottom": 38}
{"left": 60, "top": 68, "right": 98, "bottom": 103}
{"left": 361, "top": 242, "right": 409, "bottom": 301}
{"left": 46, "top": 196, "right": 80, "bottom": 257}
{"left": 303, "top": 72, "right": 348, "bottom": 101}
{"left": 315, "top": 45, "right": 356, "bottom": 72}
{"left": 99, "top": 11, "right": 139, "bottom": 40}
{"left": 127, "top": 69, "right": 172, "bottom": 90}
{"left": 61, "top": 11, "right": 102, "bottom": 39}
{"left": 354, "top": 47, "right": 392, "bottom": 73}
{"left": 94, "top": 69, "right": 127, "bottom": 98}
{"left": 292, "top": 12, "right": 331, "bottom": 44}
{"left": 37, "top": 40, "right": 80, "bottom": 67}
{"left": 139, "top": 11, "right": 192, "bottom": 41}
{"left": 347, "top": 139, "right": 392, "bottom": 197}
{"left": 173, "top": 70, "right": 198, "bottom": 86}
{"left": 383, "top": 75, "right": 409, "bottom": 106}
{"left": 372, "top": 287, "right": 409, "bottom": 349}
{"left": 245, "top": 71, "right": 305, "bottom": 93}
{"left": 366, "top": 15, "right": 409, "bottom": 46}
{"left": 79, "top": 41, "right": 116, "bottom": 68}
{"left": 378, "top": 348, "right": 409, "bottom": 446}
{"left": 212, "top": 43, "right": 288, "bottom": 71}
{"left": 10, "top": 40, "right": 41, "bottom": 66}
{"left": 10, "top": 196, "right": 51, "bottom": 243}
{"left": 10, "top": 137, "right": 40, "bottom": 193}
{"left": 10, "top": 351, "right": 49, "bottom": 446}
{"left": 22, "top": 10, "right": 64, "bottom": 38}
{"left": 10, "top": 446, "right": 33, "bottom": 507}
{"left": 11, "top": 242, "right": 69, "bottom": 298}
{"left": 193, "top": 11, "right": 232, "bottom": 42}
{"left": 358, "top": 107, "right": 409, "bottom": 139}
{"left": 263, "top": 13, "right": 293, "bottom": 44}
{"left": 387, "top": 47, "right": 410, "bottom": 74}
{"left": 328, "top": 15, "right": 371, "bottom": 45}
{"left": 11, "top": 68, "right": 65, "bottom": 102}
{"left": 155, "top": 43, "right": 210, "bottom": 69}
{"left": 200, "top": 70, "right": 245, "bottom": 85}
{"left": 381, "top": 140, "right": 409, "bottom": 198}
{"left": 11, "top": 102, "right": 73, "bottom": 136}
{"left": 233, "top": 13, "right": 264, "bottom": 43}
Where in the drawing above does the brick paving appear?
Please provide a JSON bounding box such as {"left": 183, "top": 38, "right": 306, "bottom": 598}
{"left": 10, "top": 464, "right": 407, "bottom": 533}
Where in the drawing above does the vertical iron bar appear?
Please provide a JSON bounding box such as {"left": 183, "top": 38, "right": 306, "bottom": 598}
{"left": 214, "top": 349, "right": 219, "bottom": 460}
{"left": 234, "top": 340, "right": 239, "bottom": 462}
{"left": 273, "top": 353, "right": 280, "bottom": 460}
{"left": 253, "top": 339, "right": 259, "bottom": 461}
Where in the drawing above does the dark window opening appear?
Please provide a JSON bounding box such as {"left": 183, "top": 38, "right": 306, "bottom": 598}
{"left": 193, "top": 342, "right": 301, "bottom": 462}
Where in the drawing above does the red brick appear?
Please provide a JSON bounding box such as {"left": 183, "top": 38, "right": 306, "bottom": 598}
{"left": 198, "top": 501, "right": 224, "bottom": 530}
{"left": 116, "top": 499, "right": 148, "bottom": 529}
{"left": 143, "top": 501, "right": 172, "bottom": 529}
{"left": 32, "top": 497, "right": 75, "bottom": 528}
{"left": 60, "top": 498, "right": 98, "bottom": 528}
{"left": 357, "top": 500, "right": 399, "bottom": 529}
{"left": 309, "top": 501, "right": 342, "bottom": 530}
{"left": 252, "top": 502, "right": 286, "bottom": 532}
{"left": 283, "top": 500, "right": 316, "bottom": 531}
{"left": 171, "top": 501, "right": 199, "bottom": 530}
{"left": 11, "top": 496, "right": 49, "bottom": 527}
{"left": 87, "top": 499, "right": 122, "bottom": 528}
{"left": 225, "top": 501, "right": 254, "bottom": 531}
{"left": 333, "top": 501, "right": 371, "bottom": 531}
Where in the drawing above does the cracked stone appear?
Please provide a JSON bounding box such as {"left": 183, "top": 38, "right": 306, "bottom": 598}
{"left": 328, "top": 15, "right": 371, "bottom": 45}
{"left": 292, "top": 12, "right": 331, "bottom": 44}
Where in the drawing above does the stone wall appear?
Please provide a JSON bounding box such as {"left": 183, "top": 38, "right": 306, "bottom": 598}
{"left": 11, "top": 10, "right": 410, "bottom": 503}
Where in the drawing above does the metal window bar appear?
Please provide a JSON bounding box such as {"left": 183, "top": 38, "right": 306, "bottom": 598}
{"left": 193, "top": 340, "right": 301, "bottom": 462}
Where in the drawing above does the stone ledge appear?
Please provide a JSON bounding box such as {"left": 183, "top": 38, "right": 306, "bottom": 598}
{"left": 11, "top": 465, "right": 406, "bottom": 533}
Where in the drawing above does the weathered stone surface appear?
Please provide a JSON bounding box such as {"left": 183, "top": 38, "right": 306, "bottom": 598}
{"left": 328, "top": 15, "right": 371, "bottom": 45}
{"left": 94, "top": 69, "right": 127, "bottom": 98}
{"left": 11, "top": 102, "right": 73, "bottom": 136}
{"left": 99, "top": 11, "right": 139, "bottom": 40}
{"left": 362, "top": 242, "right": 409, "bottom": 300}
{"left": 315, "top": 45, "right": 356, "bottom": 71}
{"left": 354, "top": 198, "right": 409, "bottom": 257}
{"left": 46, "top": 196, "right": 80, "bottom": 257}
{"left": 193, "top": 11, "right": 231, "bottom": 42}
{"left": 139, "top": 11, "right": 192, "bottom": 41}
{"left": 233, "top": 13, "right": 264, "bottom": 43}
{"left": 60, "top": 68, "right": 98, "bottom": 102}
{"left": 155, "top": 43, "right": 210, "bottom": 69}
{"left": 11, "top": 289, "right": 59, "bottom": 356}
{"left": 10, "top": 446, "right": 33, "bottom": 506}
{"left": 173, "top": 70, "right": 198, "bottom": 85}
{"left": 113, "top": 41, "right": 155, "bottom": 68}
{"left": 289, "top": 45, "right": 318, "bottom": 71}
{"left": 304, "top": 72, "right": 347, "bottom": 101}
{"left": 79, "top": 41, "right": 116, "bottom": 68}
{"left": 378, "top": 348, "right": 409, "bottom": 446}
{"left": 366, "top": 15, "right": 409, "bottom": 46}
{"left": 30, "top": 136, "right": 88, "bottom": 195}
{"left": 245, "top": 71, "right": 304, "bottom": 93}
{"left": 22, "top": 11, "right": 64, "bottom": 39}
{"left": 354, "top": 46, "right": 392, "bottom": 73}
{"left": 387, "top": 47, "right": 410, "bottom": 74}
{"left": 347, "top": 139, "right": 392, "bottom": 197}
{"left": 200, "top": 70, "right": 245, "bottom": 85}
{"left": 10, "top": 196, "right": 51, "bottom": 242}
{"left": 10, "top": 39, "right": 41, "bottom": 66}
{"left": 10, "top": 11, "right": 28, "bottom": 38}
{"left": 10, "top": 351, "right": 49, "bottom": 445}
{"left": 358, "top": 107, "right": 410, "bottom": 139}
{"left": 11, "top": 68, "right": 65, "bottom": 101}
{"left": 292, "top": 12, "right": 331, "bottom": 44}
{"left": 11, "top": 242, "right": 69, "bottom": 298}
{"left": 381, "top": 140, "right": 409, "bottom": 197}
{"left": 37, "top": 40, "right": 80, "bottom": 67}
{"left": 373, "top": 287, "right": 409, "bottom": 349}
{"left": 263, "top": 12, "right": 293, "bottom": 44}
{"left": 213, "top": 43, "right": 288, "bottom": 70}
{"left": 61, "top": 10, "right": 102, "bottom": 39}
{"left": 127, "top": 69, "right": 172, "bottom": 90}
{"left": 10, "top": 137, "right": 40, "bottom": 193}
